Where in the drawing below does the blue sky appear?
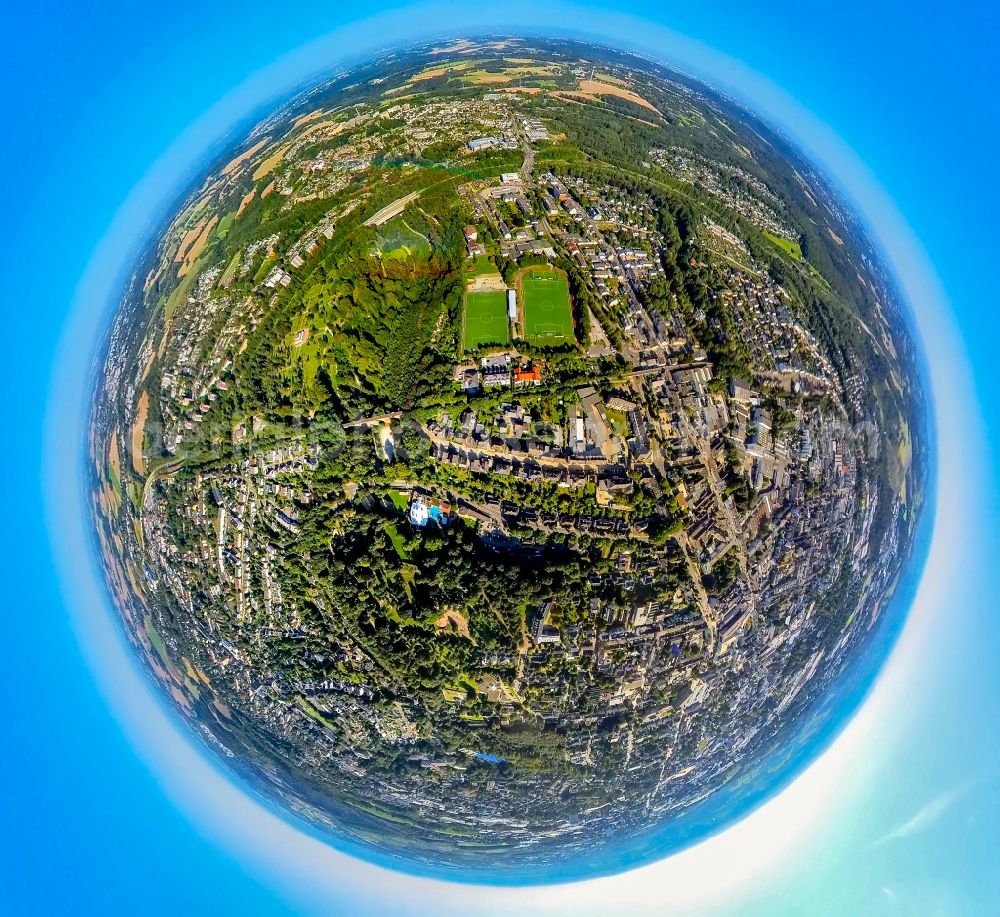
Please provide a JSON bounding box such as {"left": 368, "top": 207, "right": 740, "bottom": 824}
{"left": 4, "top": 2, "right": 1000, "bottom": 913}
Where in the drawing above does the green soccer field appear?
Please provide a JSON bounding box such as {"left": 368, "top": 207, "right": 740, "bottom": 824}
{"left": 463, "top": 290, "right": 510, "bottom": 349}
{"left": 521, "top": 268, "right": 574, "bottom": 346}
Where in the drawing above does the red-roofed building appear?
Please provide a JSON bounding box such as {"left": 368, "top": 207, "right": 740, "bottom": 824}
{"left": 513, "top": 366, "right": 542, "bottom": 387}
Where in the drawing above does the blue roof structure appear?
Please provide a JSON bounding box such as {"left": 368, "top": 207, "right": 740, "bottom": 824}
{"left": 409, "top": 499, "right": 429, "bottom": 527}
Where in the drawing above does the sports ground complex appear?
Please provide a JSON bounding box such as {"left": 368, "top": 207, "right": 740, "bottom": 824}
{"left": 461, "top": 264, "right": 574, "bottom": 351}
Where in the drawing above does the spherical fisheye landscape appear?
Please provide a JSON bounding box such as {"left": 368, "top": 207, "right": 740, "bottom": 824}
{"left": 88, "top": 36, "right": 927, "bottom": 880}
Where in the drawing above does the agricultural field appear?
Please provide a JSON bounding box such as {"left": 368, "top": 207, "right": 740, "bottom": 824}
{"left": 519, "top": 267, "right": 574, "bottom": 346}
{"left": 576, "top": 79, "right": 661, "bottom": 115}
{"left": 463, "top": 289, "right": 509, "bottom": 349}
{"left": 459, "top": 64, "right": 558, "bottom": 85}
{"left": 218, "top": 249, "right": 242, "bottom": 287}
